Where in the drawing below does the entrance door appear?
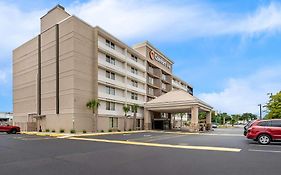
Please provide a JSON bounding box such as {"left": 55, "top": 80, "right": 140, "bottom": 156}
{"left": 154, "top": 120, "right": 164, "bottom": 130}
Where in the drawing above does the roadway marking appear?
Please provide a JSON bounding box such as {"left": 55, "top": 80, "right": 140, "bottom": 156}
{"left": 68, "top": 137, "right": 241, "bottom": 153}
{"left": 248, "top": 149, "right": 281, "bottom": 153}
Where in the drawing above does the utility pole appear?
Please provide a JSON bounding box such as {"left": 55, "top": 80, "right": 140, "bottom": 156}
{"left": 258, "top": 104, "right": 262, "bottom": 119}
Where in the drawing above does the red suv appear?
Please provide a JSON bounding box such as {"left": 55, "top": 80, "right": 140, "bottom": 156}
{"left": 246, "top": 119, "right": 281, "bottom": 145}
{"left": 0, "top": 124, "right": 20, "bottom": 134}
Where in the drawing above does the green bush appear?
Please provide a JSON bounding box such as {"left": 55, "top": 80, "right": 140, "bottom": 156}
{"left": 82, "top": 130, "right": 87, "bottom": 133}
{"left": 51, "top": 129, "right": 55, "bottom": 133}
{"left": 45, "top": 129, "right": 50, "bottom": 132}
{"left": 128, "top": 129, "right": 132, "bottom": 131}
{"left": 70, "top": 129, "right": 76, "bottom": 134}
{"left": 101, "top": 130, "right": 104, "bottom": 132}
{"left": 108, "top": 129, "right": 112, "bottom": 132}
{"left": 60, "top": 129, "right": 65, "bottom": 133}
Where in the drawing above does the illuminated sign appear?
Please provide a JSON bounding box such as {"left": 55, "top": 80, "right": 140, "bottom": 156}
{"left": 149, "top": 50, "right": 171, "bottom": 69}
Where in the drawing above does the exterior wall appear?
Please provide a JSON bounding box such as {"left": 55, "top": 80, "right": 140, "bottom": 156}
{"left": 13, "top": 5, "right": 192, "bottom": 132}
{"left": 13, "top": 37, "right": 38, "bottom": 124}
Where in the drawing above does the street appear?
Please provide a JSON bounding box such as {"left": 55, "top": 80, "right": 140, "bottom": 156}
{"left": 0, "top": 128, "right": 280, "bottom": 175}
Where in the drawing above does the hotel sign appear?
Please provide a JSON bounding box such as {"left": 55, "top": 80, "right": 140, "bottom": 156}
{"left": 149, "top": 50, "right": 171, "bottom": 69}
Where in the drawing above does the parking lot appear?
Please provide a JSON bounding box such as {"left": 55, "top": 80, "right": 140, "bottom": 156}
{"left": 0, "top": 128, "right": 280, "bottom": 175}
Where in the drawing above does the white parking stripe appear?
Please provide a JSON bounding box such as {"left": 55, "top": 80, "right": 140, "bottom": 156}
{"left": 248, "top": 149, "right": 281, "bottom": 153}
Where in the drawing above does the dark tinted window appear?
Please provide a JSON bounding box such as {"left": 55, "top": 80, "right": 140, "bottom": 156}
{"left": 258, "top": 121, "right": 271, "bottom": 126}
{"left": 271, "top": 120, "right": 281, "bottom": 127}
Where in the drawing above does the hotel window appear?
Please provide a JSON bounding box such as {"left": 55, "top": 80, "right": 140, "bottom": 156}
{"left": 162, "top": 74, "right": 167, "bottom": 81}
{"left": 106, "top": 55, "right": 115, "bottom": 65}
{"left": 109, "top": 117, "right": 118, "bottom": 128}
{"left": 162, "top": 83, "right": 166, "bottom": 90}
{"left": 148, "top": 66, "right": 154, "bottom": 73}
{"left": 106, "top": 39, "right": 115, "bottom": 49}
{"left": 131, "top": 106, "right": 138, "bottom": 113}
{"left": 131, "top": 92, "right": 138, "bottom": 100}
{"left": 131, "top": 67, "right": 138, "bottom": 75}
{"left": 106, "top": 71, "right": 115, "bottom": 80}
{"left": 131, "top": 80, "right": 138, "bottom": 87}
{"left": 148, "top": 76, "right": 153, "bottom": 84}
{"left": 106, "top": 86, "right": 115, "bottom": 95}
{"left": 131, "top": 54, "right": 138, "bottom": 62}
{"left": 106, "top": 101, "right": 115, "bottom": 111}
{"left": 148, "top": 87, "right": 154, "bottom": 95}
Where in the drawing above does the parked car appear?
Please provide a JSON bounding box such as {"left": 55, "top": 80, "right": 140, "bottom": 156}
{"left": 212, "top": 123, "right": 218, "bottom": 128}
{"left": 0, "top": 124, "right": 20, "bottom": 134}
{"left": 246, "top": 119, "right": 281, "bottom": 145}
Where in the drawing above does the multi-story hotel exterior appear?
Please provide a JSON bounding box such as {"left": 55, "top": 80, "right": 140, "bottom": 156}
{"left": 13, "top": 5, "right": 211, "bottom": 132}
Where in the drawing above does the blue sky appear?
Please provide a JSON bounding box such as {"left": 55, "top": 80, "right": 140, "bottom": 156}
{"left": 0, "top": 0, "right": 281, "bottom": 115}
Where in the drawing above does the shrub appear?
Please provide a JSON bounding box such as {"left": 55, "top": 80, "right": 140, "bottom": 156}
{"left": 82, "top": 130, "right": 87, "bottom": 133}
{"left": 51, "top": 129, "right": 55, "bottom": 133}
{"left": 117, "top": 129, "right": 121, "bottom": 132}
{"left": 101, "top": 130, "right": 104, "bottom": 132}
{"left": 45, "top": 129, "right": 50, "bottom": 132}
{"left": 70, "top": 129, "right": 76, "bottom": 134}
{"left": 60, "top": 129, "right": 65, "bottom": 133}
{"left": 128, "top": 129, "right": 132, "bottom": 131}
{"left": 108, "top": 129, "right": 112, "bottom": 132}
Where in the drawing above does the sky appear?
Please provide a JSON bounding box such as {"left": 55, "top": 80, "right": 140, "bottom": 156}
{"left": 0, "top": 0, "right": 281, "bottom": 115}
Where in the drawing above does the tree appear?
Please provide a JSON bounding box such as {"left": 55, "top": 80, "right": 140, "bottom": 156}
{"left": 265, "top": 91, "right": 281, "bottom": 119}
{"left": 86, "top": 99, "right": 100, "bottom": 132}
{"left": 131, "top": 104, "right": 139, "bottom": 130}
{"left": 123, "top": 105, "right": 130, "bottom": 131}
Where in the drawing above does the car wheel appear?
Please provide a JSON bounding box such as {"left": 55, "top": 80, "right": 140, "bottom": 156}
{"left": 258, "top": 134, "right": 271, "bottom": 145}
{"left": 11, "top": 129, "right": 17, "bottom": 134}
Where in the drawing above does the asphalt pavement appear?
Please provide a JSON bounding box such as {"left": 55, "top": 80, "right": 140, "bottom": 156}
{"left": 0, "top": 128, "right": 280, "bottom": 175}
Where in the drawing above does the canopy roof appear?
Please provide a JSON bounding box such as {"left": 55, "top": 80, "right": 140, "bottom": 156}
{"left": 145, "top": 90, "right": 213, "bottom": 113}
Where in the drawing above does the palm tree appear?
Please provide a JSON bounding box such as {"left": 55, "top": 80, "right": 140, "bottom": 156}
{"left": 131, "top": 104, "right": 139, "bottom": 130}
{"left": 123, "top": 105, "right": 130, "bottom": 131}
{"left": 86, "top": 99, "right": 100, "bottom": 132}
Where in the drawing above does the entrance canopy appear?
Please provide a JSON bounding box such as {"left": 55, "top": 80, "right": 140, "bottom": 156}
{"left": 144, "top": 90, "right": 212, "bottom": 113}
{"left": 144, "top": 90, "right": 213, "bottom": 131}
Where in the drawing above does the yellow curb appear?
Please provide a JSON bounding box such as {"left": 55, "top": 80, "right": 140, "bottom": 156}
{"left": 73, "top": 130, "right": 148, "bottom": 137}
{"left": 68, "top": 137, "right": 241, "bottom": 152}
{"left": 20, "top": 132, "right": 64, "bottom": 137}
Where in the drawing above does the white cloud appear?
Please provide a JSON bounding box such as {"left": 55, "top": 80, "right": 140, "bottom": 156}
{"left": 68, "top": 0, "right": 281, "bottom": 40}
{"left": 0, "top": 70, "right": 7, "bottom": 84}
{"left": 0, "top": 1, "right": 43, "bottom": 53}
{"left": 198, "top": 66, "right": 281, "bottom": 115}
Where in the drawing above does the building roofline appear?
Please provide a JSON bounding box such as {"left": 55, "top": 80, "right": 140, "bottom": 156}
{"left": 172, "top": 75, "right": 193, "bottom": 88}
{"left": 133, "top": 41, "right": 174, "bottom": 64}
{"left": 40, "top": 4, "right": 70, "bottom": 19}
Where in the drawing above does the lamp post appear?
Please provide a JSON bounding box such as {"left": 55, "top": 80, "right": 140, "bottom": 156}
{"left": 258, "top": 104, "right": 262, "bottom": 120}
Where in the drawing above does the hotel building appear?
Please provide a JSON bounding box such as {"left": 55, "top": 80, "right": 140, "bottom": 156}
{"left": 13, "top": 5, "right": 211, "bottom": 132}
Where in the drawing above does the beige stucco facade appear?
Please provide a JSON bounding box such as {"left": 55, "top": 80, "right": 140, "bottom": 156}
{"left": 13, "top": 5, "right": 211, "bottom": 133}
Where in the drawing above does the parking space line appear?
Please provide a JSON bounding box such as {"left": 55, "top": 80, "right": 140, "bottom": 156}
{"left": 68, "top": 137, "right": 241, "bottom": 153}
{"left": 248, "top": 149, "right": 281, "bottom": 153}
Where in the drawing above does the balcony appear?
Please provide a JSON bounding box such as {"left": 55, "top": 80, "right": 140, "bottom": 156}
{"left": 127, "top": 72, "right": 146, "bottom": 83}
{"left": 98, "top": 75, "right": 126, "bottom": 89}
{"left": 127, "top": 58, "right": 146, "bottom": 72}
{"left": 98, "top": 41, "right": 126, "bottom": 61}
{"left": 98, "top": 58, "right": 126, "bottom": 76}
{"left": 98, "top": 109, "right": 121, "bottom": 116}
{"left": 98, "top": 92, "right": 125, "bottom": 102}
{"left": 127, "top": 85, "right": 146, "bottom": 94}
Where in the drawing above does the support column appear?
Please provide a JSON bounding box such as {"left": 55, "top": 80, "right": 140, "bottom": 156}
{"left": 206, "top": 111, "right": 212, "bottom": 131}
{"left": 191, "top": 106, "right": 199, "bottom": 132}
{"left": 144, "top": 108, "right": 152, "bottom": 130}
